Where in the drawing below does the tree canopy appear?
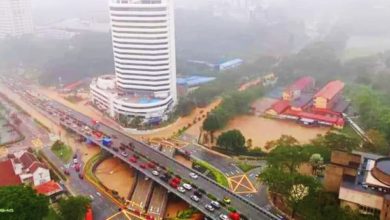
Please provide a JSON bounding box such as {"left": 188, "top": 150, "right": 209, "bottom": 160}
{"left": 58, "top": 196, "right": 91, "bottom": 220}
{"left": 216, "top": 129, "right": 246, "bottom": 154}
{"left": 0, "top": 185, "right": 49, "bottom": 220}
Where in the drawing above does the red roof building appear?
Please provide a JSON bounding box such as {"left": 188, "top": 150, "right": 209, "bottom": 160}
{"left": 314, "top": 80, "right": 344, "bottom": 109}
{"left": 35, "top": 180, "right": 63, "bottom": 196}
{"left": 0, "top": 160, "right": 22, "bottom": 186}
{"left": 283, "top": 76, "right": 315, "bottom": 100}
{"left": 266, "top": 100, "right": 290, "bottom": 115}
{"left": 19, "top": 152, "right": 38, "bottom": 170}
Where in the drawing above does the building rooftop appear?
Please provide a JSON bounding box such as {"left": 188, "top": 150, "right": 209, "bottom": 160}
{"left": 19, "top": 152, "right": 39, "bottom": 170}
{"left": 286, "top": 76, "right": 315, "bottom": 92}
{"left": 0, "top": 160, "right": 21, "bottom": 186}
{"left": 314, "top": 80, "right": 345, "bottom": 100}
{"left": 290, "top": 93, "right": 313, "bottom": 108}
{"left": 270, "top": 100, "right": 290, "bottom": 114}
{"left": 35, "top": 180, "right": 63, "bottom": 196}
{"left": 176, "top": 76, "right": 216, "bottom": 87}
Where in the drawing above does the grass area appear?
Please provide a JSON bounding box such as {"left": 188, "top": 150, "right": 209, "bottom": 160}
{"left": 51, "top": 141, "right": 73, "bottom": 163}
{"left": 236, "top": 162, "right": 259, "bottom": 173}
{"left": 193, "top": 160, "right": 229, "bottom": 188}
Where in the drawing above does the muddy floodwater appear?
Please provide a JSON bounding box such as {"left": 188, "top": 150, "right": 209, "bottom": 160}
{"left": 95, "top": 157, "right": 136, "bottom": 198}
{"left": 218, "top": 115, "right": 329, "bottom": 151}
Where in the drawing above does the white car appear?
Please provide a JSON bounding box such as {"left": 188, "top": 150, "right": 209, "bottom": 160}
{"left": 190, "top": 195, "right": 200, "bottom": 202}
{"left": 211, "top": 201, "right": 221, "bottom": 209}
{"left": 152, "top": 170, "right": 159, "bottom": 176}
{"left": 189, "top": 172, "right": 198, "bottom": 179}
{"left": 219, "top": 214, "right": 229, "bottom": 220}
{"left": 177, "top": 186, "right": 186, "bottom": 193}
{"left": 73, "top": 158, "right": 78, "bottom": 164}
{"left": 182, "top": 183, "right": 192, "bottom": 190}
{"left": 205, "top": 204, "right": 215, "bottom": 212}
{"left": 121, "top": 151, "right": 129, "bottom": 157}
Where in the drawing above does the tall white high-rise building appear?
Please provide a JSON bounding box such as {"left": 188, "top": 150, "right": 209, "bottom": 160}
{"left": 90, "top": 0, "right": 177, "bottom": 124}
{"left": 0, "top": 0, "right": 34, "bottom": 38}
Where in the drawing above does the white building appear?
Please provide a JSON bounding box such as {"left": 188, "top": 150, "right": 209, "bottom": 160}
{"left": 11, "top": 151, "right": 51, "bottom": 186}
{"left": 0, "top": 0, "right": 34, "bottom": 38}
{"left": 90, "top": 0, "right": 177, "bottom": 123}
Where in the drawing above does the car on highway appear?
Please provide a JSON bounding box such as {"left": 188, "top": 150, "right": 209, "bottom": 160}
{"left": 140, "top": 163, "right": 147, "bottom": 169}
{"left": 182, "top": 183, "right": 192, "bottom": 190}
{"left": 73, "top": 158, "right": 78, "bottom": 164}
{"left": 129, "top": 156, "right": 137, "bottom": 163}
{"left": 211, "top": 201, "right": 221, "bottom": 209}
{"left": 189, "top": 172, "right": 198, "bottom": 179}
{"left": 147, "top": 162, "right": 156, "bottom": 169}
{"left": 78, "top": 173, "right": 84, "bottom": 179}
{"left": 75, "top": 164, "right": 81, "bottom": 172}
{"left": 194, "top": 190, "right": 203, "bottom": 198}
{"left": 121, "top": 151, "right": 129, "bottom": 157}
{"left": 177, "top": 186, "right": 186, "bottom": 193}
{"left": 64, "top": 169, "right": 70, "bottom": 175}
{"left": 205, "top": 204, "right": 215, "bottom": 212}
{"left": 151, "top": 170, "right": 159, "bottom": 176}
{"left": 223, "top": 197, "right": 231, "bottom": 204}
{"left": 73, "top": 154, "right": 77, "bottom": 159}
{"left": 219, "top": 214, "right": 229, "bottom": 220}
{"left": 112, "top": 147, "right": 119, "bottom": 152}
{"left": 190, "top": 195, "right": 200, "bottom": 202}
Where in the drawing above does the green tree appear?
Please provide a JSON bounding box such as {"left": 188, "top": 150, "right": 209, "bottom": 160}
{"left": 58, "top": 196, "right": 91, "bottom": 220}
{"left": 130, "top": 116, "right": 143, "bottom": 128}
{"left": 216, "top": 129, "right": 246, "bottom": 154}
{"left": 259, "top": 167, "right": 292, "bottom": 203}
{"left": 364, "top": 129, "right": 389, "bottom": 155}
{"left": 267, "top": 145, "right": 306, "bottom": 174}
{"left": 312, "top": 132, "right": 359, "bottom": 152}
{"left": 309, "top": 153, "right": 324, "bottom": 175}
{"left": 0, "top": 185, "right": 49, "bottom": 220}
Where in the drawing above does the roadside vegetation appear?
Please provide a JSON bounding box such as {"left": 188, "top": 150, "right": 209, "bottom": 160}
{"left": 51, "top": 140, "right": 73, "bottom": 163}
{"left": 259, "top": 136, "right": 377, "bottom": 220}
{"left": 193, "top": 160, "right": 229, "bottom": 188}
{"left": 202, "top": 86, "right": 264, "bottom": 142}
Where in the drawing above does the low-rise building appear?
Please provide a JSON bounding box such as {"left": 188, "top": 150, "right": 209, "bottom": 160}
{"left": 282, "top": 76, "right": 315, "bottom": 101}
{"left": 325, "top": 150, "right": 390, "bottom": 219}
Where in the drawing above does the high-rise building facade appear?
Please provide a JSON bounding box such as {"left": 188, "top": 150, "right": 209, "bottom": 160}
{"left": 90, "top": 0, "right": 177, "bottom": 123}
{"left": 0, "top": 0, "right": 34, "bottom": 38}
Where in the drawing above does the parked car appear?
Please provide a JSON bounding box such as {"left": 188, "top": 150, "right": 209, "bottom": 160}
{"left": 177, "top": 186, "right": 186, "bottom": 193}
{"left": 190, "top": 195, "right": 200, "bottom": 202}
{"left": 129, "top": 157, "right": 137, "bottom": 163}
{"left": 211, "top": 201, "right": 221, "bottom": 209}
{"left": 182, "top": 183, "right": 192, "bottom": 190}
{"left": 189, "top": 172, "right": 198, "bottom": 179}
{"left": 205, "top": 204, "right": 215, "bottom": 212}
{"left": 219, "top": 214, "right": 229, "bottom": 220}
{"left": 121, "top": 151, "right": 129, "bottom": 157}
{"left": 75, "top": 164, "right": 81, "bottom": 172}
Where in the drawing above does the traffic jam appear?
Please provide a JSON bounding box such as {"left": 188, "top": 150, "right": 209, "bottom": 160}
{"left": 7, "top": 83, "right": 236, "bottom": 220}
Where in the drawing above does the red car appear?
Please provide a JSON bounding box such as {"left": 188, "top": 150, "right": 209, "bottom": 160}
{"left": 129, "top": 157, "right": 137, "bottom": 163}
{"left": 75, "top": 164, "right": 81, "bottom": 172}
{"left": 140, "top": 163, "right": 147, "bottom": 169}
{"left": 147, "top": 162, "right": 156, "bottom": 169}
{"left": 64, "top": 169, "right": 70, "bottom": 175}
